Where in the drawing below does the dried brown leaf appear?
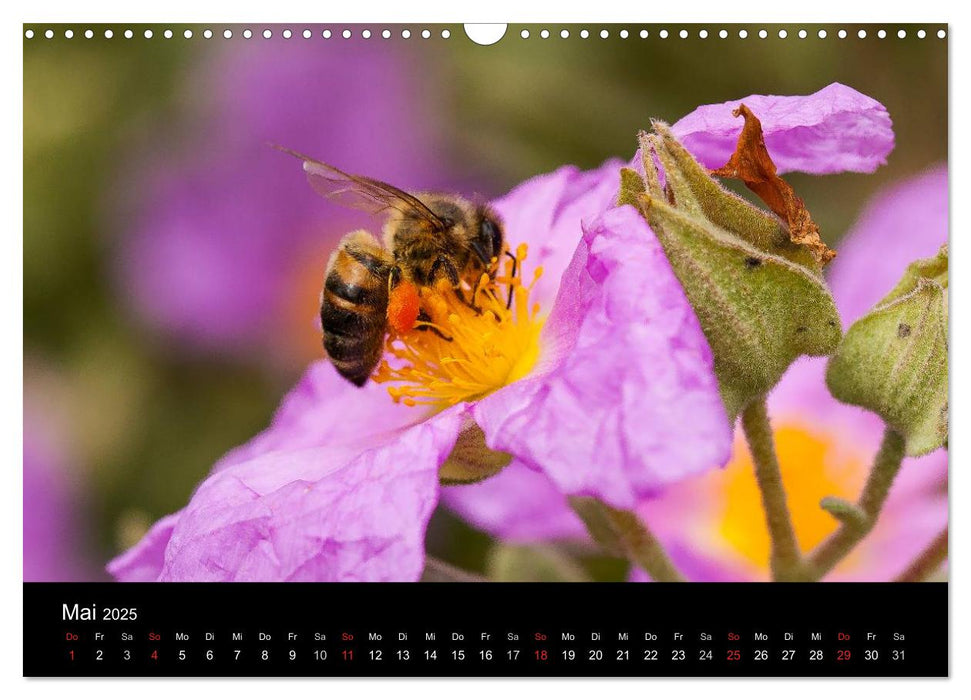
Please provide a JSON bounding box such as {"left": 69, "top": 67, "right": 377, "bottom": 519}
{"left": 712, "top": 104, "right": 836, "bottom": 266}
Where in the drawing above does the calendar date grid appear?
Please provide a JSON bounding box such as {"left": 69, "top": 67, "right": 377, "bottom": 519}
{"left": 58, "top": 625, "right": 911, "bottom": 672}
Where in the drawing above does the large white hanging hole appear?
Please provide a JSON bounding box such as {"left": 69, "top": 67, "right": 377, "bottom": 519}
{"left": 464, "top": 24, "right": 507, "bottom": 46}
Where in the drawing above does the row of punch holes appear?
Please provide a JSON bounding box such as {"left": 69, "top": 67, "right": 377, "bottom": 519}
{"left": 24, "top": 26, "right": 948, "bottom": 43}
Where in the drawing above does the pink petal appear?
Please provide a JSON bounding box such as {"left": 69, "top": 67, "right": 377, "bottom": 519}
{"left": 672, "top": 83, "right": 894, "bottom": 175}
{"left": 473, "top": 205, "right": 732, "bottom": 510}
{"left": 215, "top": 360, "right": 419, "bottom": 471}
{"left": 110, "top": 362, "right": 463, "bottom": 582}
{"left": 828, "top": 165, "right": 948, "bottom": 322}
{"left": 493, "top": 159, "right": 624, "bottom": 309}
{"left": 829, "top": 469, "right": 946, "bottom": 581}
{"left": 107, "top": 513, "right": 181, "bottom": 582}
{"left": 158, "top": 407, "right": 464, "bottom": 581}
{"left": 770, "top": 357, "right": 886, "bottom": 462}
{"left": 442, "top": 461, "right": 587, "bottom": 542}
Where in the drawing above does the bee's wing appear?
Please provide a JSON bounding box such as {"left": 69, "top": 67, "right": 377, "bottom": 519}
{"left": 274, "top": 146, "right": 446, "bottom": 232}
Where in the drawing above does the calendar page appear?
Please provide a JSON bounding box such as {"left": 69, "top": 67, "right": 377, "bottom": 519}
{"left": 22, "top": 21, "right": 948, "bottom": 678}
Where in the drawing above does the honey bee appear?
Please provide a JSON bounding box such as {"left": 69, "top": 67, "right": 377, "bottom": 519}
{"left": 277, "top": 147, "right": 506, "bottom": 387}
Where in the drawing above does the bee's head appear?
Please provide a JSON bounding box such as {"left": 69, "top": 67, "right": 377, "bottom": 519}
{"left": 470, "top": 206, "right": 505, "bottom": 270}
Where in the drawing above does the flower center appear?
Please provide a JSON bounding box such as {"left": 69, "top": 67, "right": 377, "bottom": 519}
{"left": 372, "top": 243, "right": 545, "bottom": 410}
{"left": 716, "top": 423, "right": 867, "bottom": 572}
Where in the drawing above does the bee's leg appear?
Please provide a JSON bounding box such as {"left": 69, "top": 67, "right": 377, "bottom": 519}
{"left": 431, "top": 255, "right": 483, "bottom": 315}
{"left": 504, "top": 250, "right": 518, "bottom": 310}
{"left": 414, "top": 310, "right": 453, "bottom": 342}
{"left": 430, "top": 255, "right": 460, "bottom": 287}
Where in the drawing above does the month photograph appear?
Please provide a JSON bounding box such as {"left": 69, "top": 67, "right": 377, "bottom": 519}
{"left": 24, "top": 24, "right": 948, "bottom": 586}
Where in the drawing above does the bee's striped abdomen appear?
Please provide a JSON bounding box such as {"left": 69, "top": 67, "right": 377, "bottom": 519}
{"left": 320, "top": 231, "right": 392, "bottom": 386}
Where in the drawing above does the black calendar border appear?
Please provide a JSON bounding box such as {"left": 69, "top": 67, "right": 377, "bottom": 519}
{"left": 24, "top": 582, "right": 949, "bottom": 678}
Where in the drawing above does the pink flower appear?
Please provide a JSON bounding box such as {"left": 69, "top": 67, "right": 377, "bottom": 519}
{"left": 109, "top": 158, "right": 731, "bottom": 581}
{"left": 110, "top": 83, "right": 904, "bottom": 582}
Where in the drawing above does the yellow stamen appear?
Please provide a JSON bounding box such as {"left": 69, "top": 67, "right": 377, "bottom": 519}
{"left": 373, "top": 243, "right": 545, "bottom": 411}
{"left": 715, "top": 424, "right": 867, "bottom": 572}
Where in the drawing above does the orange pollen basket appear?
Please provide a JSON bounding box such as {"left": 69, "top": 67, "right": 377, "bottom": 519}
{"left": 387, "top": 280, "right": 421, "bottom": 335}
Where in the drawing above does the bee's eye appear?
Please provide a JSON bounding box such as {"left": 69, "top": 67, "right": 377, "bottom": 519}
{"left": 480, "top": 218, "right": 502, "bottom": 259}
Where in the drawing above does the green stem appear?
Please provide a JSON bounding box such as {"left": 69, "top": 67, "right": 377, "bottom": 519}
{"left": 570, "top": 497, "right": 685, "bottom": 582}
{"left": 895, "top": 529, "right": 948, "bottom": 582}
{"left": 740, "top": 398, "right": 806, "bottom": 581}
{"left": 808, "top": 428, "right": 906, "bottom": 579}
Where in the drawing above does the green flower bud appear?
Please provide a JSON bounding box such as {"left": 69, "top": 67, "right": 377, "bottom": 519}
{"left": 826, "top": 246, "right": 948, "bottom": 456}
{"left": 819, "top": 496, "right": 868, "bottom": 529}
{"left": 620, "top": 124, "right": 841, "bottom": 420}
